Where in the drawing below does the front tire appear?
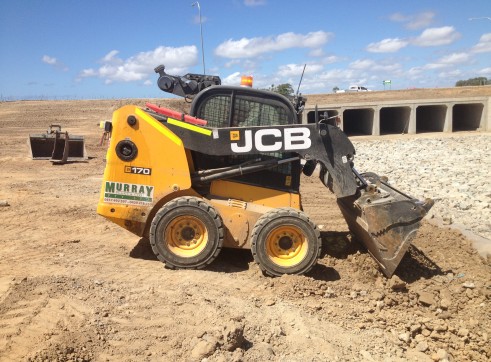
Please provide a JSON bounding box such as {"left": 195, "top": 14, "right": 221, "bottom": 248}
{"left": 149, "top": 196, "right": 224, "bottom": 269}
{"left": 251, "top": 208, "right": 321, "bottom": 276}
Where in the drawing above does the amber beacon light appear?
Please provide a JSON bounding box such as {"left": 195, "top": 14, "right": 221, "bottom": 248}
{"left": 240, "top": 75, "right": 253, "bottom": 87}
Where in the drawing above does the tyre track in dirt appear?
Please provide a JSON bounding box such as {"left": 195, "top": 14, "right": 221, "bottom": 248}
{"left": 0, "top": 283, "right": 52, "bottom": 356}
{"left": 0, "top": 280, "right": 87, "bottom": 360}
{"left": 0, "top": 276, "right": 110, "bottom": 361}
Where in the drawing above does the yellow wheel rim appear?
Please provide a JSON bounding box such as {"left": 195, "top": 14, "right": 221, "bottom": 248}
{"left": 165, "top": 215, "right": 208, "bottom": 257}
{"left": 265, "top": 225, "right": 308, "bottom": 267}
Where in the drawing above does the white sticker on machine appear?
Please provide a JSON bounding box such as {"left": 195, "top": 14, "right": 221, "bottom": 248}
{"left": 104, "top": 181, "right": 154, "bottom": 206}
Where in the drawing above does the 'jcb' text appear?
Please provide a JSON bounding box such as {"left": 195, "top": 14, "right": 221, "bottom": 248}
{"left": 231, "top": 127, "right": 311, "bottom": 153}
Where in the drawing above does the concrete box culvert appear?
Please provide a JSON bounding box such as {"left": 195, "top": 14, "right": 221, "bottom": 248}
{"left": 452, "top": 103, "right": 484, "bottom": 131}
{"left": 416, "top": 105, "right": 447, "bottom": 133}
{"left": 342, "top": 108, "right": 375, "bottom": 136}
{"left": 380, "top": 106, "right": 411, "bottom": 135}
{"left": 306, "top": 109, "right": 339, "bottom": 124}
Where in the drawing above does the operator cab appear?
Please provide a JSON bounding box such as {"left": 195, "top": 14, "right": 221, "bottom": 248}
{"left": 189, "top": 86, "right": 302, "bottom": 193}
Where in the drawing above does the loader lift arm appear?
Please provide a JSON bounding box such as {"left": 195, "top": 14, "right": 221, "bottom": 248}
{"left": 159, "top": 118, "right": 358, "bottom": 198}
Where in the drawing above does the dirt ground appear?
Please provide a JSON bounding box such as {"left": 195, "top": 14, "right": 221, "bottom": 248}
{"left": 0, "top": 92, "right": 490, "bottom": 361}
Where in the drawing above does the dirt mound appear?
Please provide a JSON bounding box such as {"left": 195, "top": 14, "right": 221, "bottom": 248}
{"left": 0, "top": 99, "right": 489, "bottom": 361}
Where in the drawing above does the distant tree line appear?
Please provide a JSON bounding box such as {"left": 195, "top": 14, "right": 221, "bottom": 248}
{"left": 455, "top": 77, "right": 490, "bottom": 87}
{"left": 267, "top": 83, "right": 294, "bottom": 97}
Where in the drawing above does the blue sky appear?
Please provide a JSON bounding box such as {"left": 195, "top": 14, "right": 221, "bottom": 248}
{"left": 1, "top": 0, "right": 490, "bottom": 100}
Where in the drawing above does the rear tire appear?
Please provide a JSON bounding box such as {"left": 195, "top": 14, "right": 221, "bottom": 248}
{"left": 149, "top": 196, "right": 224, "bottom": 269}
{"left": 251, "top": 208, "right": 321, "bottom": 276}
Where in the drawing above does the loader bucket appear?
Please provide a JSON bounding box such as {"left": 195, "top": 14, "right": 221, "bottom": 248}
{"left": 28, "top": 125, "right": 87, "bottom": 164}
{"left": 337, "top": 172, "right": 434, "bottom": 277}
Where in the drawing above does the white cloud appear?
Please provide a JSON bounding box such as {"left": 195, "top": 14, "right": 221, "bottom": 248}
{"left": 42, "top": 55, "right": 68, "bottom": 71}
{"left": 349, "top": 59, "right": 374, "bottom": 70}
{"left": 224, "top": 59, "right": 241, "bottom": 68}
{"left": 79, "top": 68, "right": 97, "bottom": 77}
{"left": 224, "top": 59, "right": 259, "bottom": 73}
{"left": 423, "top": 63, "right": 446, "bottom": 70}
{"left": 79, "top": 46, "right": 198, "bottom": 83}
{"left": 101, "top": 50, "right": 121, "bottom": 63}
{"left": 291, "top": 57, "right": 407, "bottom": 92}
{"left": 412, "top": 26, "right": 461, "bottom": 47}
{"left": 222, "top": 71, "right": 242, "bottom": 85}
{"left": 242, "top": 59, "right": 259, "bottom": 71}
{"left": 366, "top": 26, "right": 462, "bottom": 54}
{"left": 277, "top": 63, "right": 323, "bottom": 77}
{"left": 438, "top": 52, "right": 471, "bottom": 65}
{"left": 367, "top": 27, "right": 459, "bottom": 54}
{"left": 407, "top": 66, "right": 425, "bottom": 79}
{"left": 478, "top": 67, "right": 491, "bottom": 76}
{"left": 389, "top": 11, "right": 435, "bottom": 30}
{"left": 472, "top": 33, "right": 491, "bottom": 53}
{"left": 308, "top": 48, "right": 324, "bottom": 57}
{"left": 366, "top": 38, "right": 409, "bottom": 53}
{"left": 423, "top": 52, "right": 471, "bottom": 70}
{"left": 299, "top": 80, "right": 329, "bottom": 93}
{"left": 42, "top": 55, "right": 57, "bottom": 65}
{"left": 215, "top": 31, "right": 332, "bottom": 59}
{"left": 438, "top": 69, "right": 463, "bottom": 79}
{"left": 244, "top": 0, "right": 266, "bottom": 6}
{"left": 407, "top": 12, "right": 436, "bottom": 30}
{"left": 349, "top": 59, "right": 402, "bottom": 73}
{"left": 322, "top": 55, "right": 341, "bottom": 64}
{"left": 307, "top": 68, "right": 362, "bottom": 86}
{"left": 277, "top": 64, "right": 303, "bottom": 77}
{"left": 389, "top": 13, "right": 406, "bottom": 22}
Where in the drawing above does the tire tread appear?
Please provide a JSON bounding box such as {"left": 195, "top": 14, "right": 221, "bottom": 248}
{"left": 149, "top": 196, "right": 224, "bottom": 270}
{"left": 251, "top": 208, "right": 321, "bottom": 277}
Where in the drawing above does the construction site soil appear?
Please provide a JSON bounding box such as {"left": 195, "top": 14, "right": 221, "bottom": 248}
{"left": 1, "top": 87, "right": 490, "bottom": 362}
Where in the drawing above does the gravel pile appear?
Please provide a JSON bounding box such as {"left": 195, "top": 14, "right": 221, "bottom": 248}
{"left": 352, "top": 134, "right": 491, "bottom": 245}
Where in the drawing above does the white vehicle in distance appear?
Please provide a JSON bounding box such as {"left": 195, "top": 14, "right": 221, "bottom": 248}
{"left": 336, "top": 85, "right": 372, "bottom": 93}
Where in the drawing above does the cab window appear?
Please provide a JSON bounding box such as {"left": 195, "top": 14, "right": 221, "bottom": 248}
{"left": 194, "top": 89, "right": 294, "bottom": 128}
{"left": 197, "top": 95, "right": 231, "bottom": 128}
{"left": 233, "top": 96, "right": 290, "bottom": 127}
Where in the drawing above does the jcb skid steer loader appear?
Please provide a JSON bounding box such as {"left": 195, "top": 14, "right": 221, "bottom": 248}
{"left": 97, "top": 65, "right": 433, "bottom": 277}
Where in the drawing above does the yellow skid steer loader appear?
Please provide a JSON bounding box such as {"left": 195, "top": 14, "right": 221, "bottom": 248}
{"left": 97, "top": 65, "right": 433, "bottom": 277}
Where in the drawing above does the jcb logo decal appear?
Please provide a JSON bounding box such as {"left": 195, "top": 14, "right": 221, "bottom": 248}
{"left": 231, "top": 127, "right": 311, "bottom": 153}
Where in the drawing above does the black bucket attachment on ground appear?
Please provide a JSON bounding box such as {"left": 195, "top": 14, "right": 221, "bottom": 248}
{"left": 337, "top": 172, "right": 434, "bottom": 277}
{"left": 28, "top": 125, "right": 87, "bottom": 164}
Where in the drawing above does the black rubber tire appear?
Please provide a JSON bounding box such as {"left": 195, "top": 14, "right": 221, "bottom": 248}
{"left": 149, "top": 196, "right": 224, "bottom": 269}
{"left": 251, "top": 208, "right": 321, "bottom": 277}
